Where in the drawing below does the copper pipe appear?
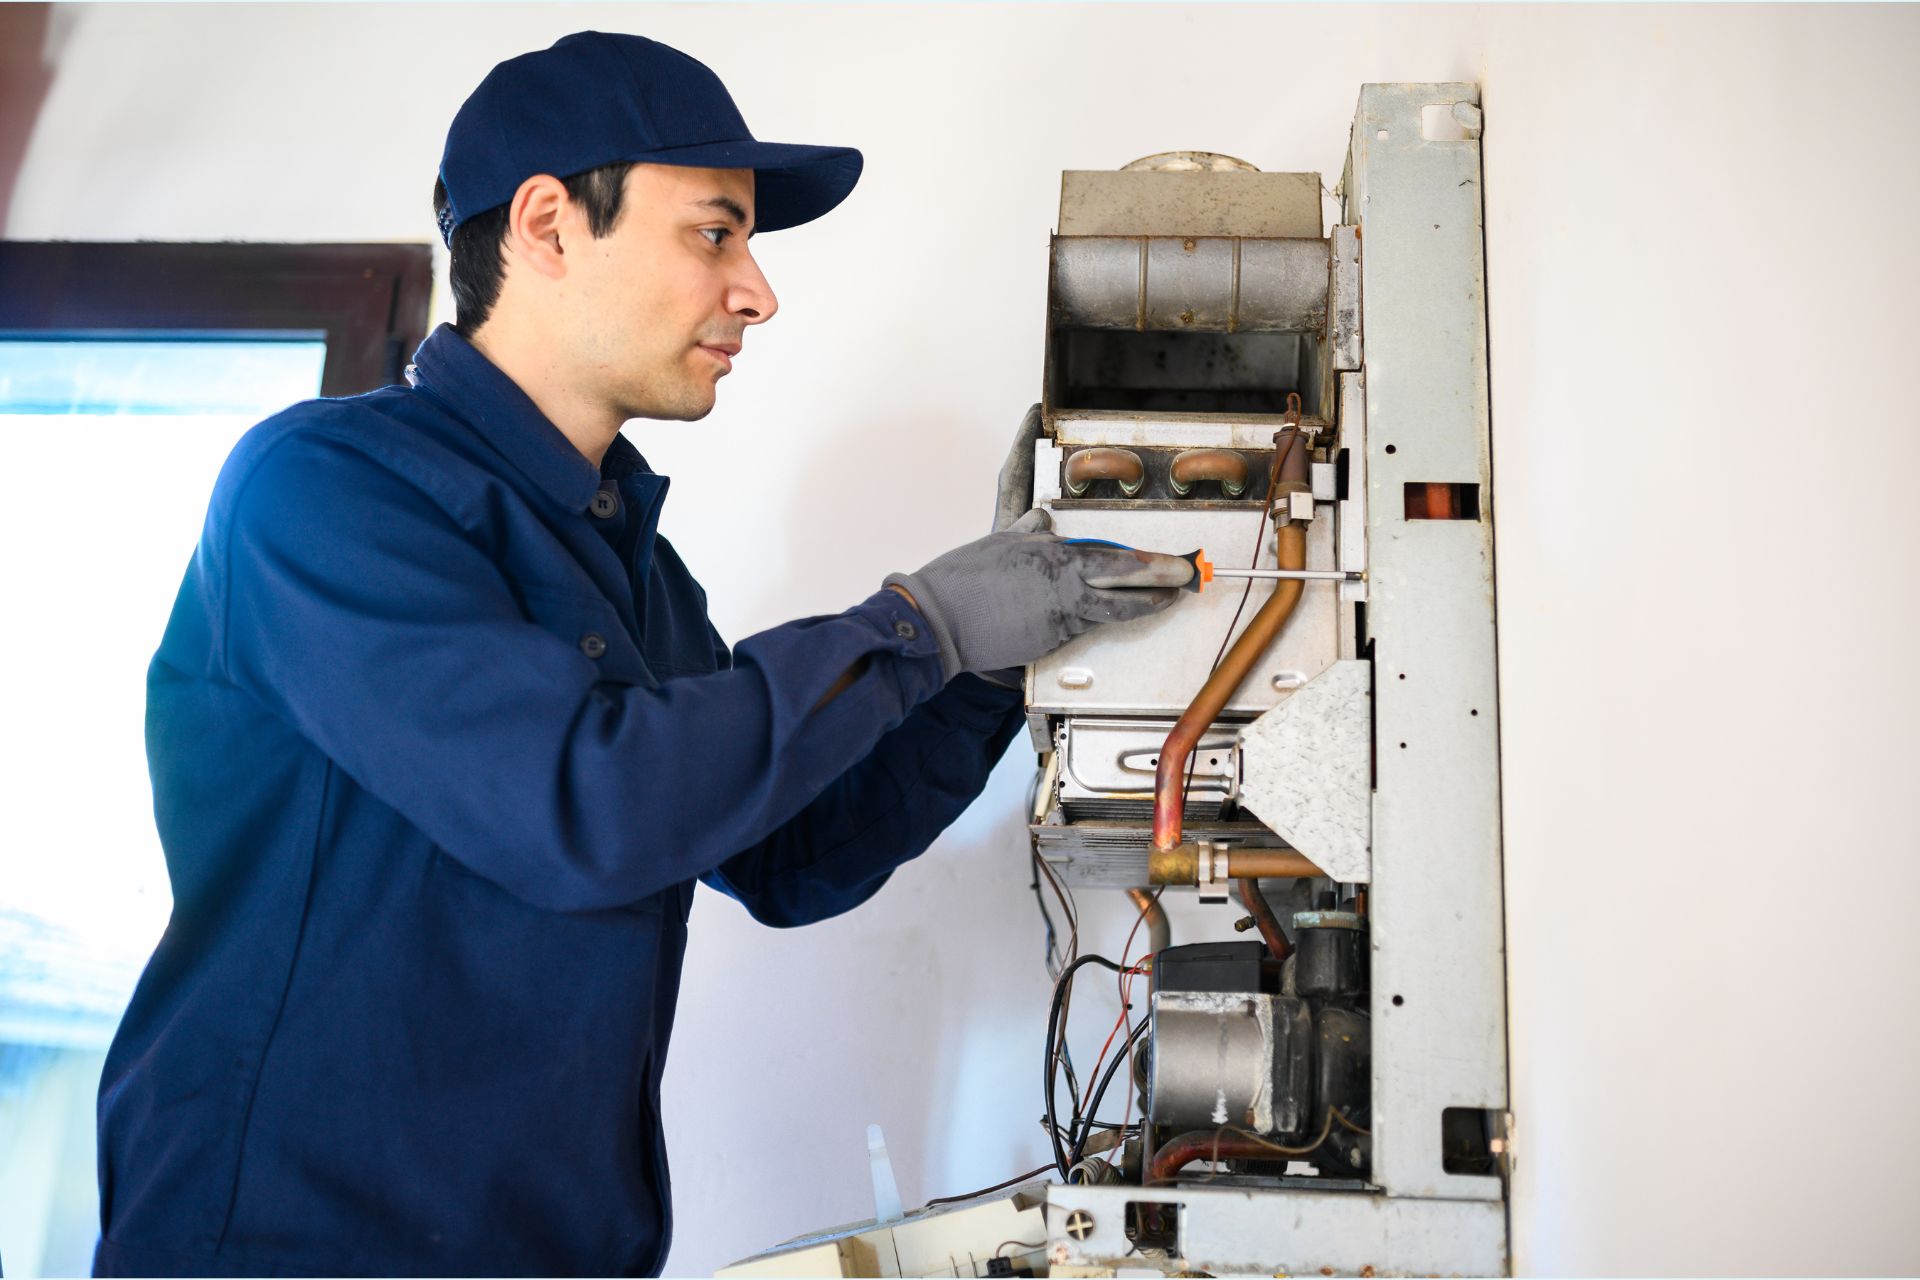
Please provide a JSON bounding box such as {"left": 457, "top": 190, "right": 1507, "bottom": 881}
{"left": 1168, "top": 448, "right": 1249, "bottom": 497}
{"left": 1151, "top": 432, "right": 1310, "bottom": 855}
{"left": 1149, "top": 843, "right": 1322, "bottom": 886}
{"left": 1063, "top": 446, "right": 1145, "bottom": 496}
{"left": 1235, "top": 878, "right": 1292, "bottom": 964}
{"left": 1225, "top": 850, "right": 1323, "bottom": 880}
{"left": 1125, "top": 888, "right": 1171, "bottom": 957}
{"left": 1147, "top": 1130, "right": 1291, "bottom": 1184}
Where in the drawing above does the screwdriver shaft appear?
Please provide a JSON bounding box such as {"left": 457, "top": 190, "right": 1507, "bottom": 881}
{"left": 1211, "top": 567, "right": 1364, "bottom": 582}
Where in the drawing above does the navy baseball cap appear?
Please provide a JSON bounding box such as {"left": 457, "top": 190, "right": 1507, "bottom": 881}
{"left": 436, "top": 32, "right": 863, "bottom": 245}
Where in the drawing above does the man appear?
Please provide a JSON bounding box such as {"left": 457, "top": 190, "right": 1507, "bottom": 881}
{"left": 94, "top": 31, "right": 1180, "bottom": 1278}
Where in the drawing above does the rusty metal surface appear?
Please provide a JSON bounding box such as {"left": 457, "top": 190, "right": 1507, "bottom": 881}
{"left": 1053, "top": 410, "right": 1330, "bottom": 451}
{"left": 1330, "top": 224, "right": 1363, "bottom": 371}
{"left": 1058, "top": 169, "right": 1323, "bottom": 239}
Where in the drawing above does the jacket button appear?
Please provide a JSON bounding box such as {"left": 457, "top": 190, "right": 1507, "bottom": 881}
{"left": 893, "top": 619, "right": 917, "bottom": 640}
{"left": 580, "top": 632, "right": 607, "bottom": 659}
{"left": 589, "top": 490, "right": 619, "bottom": 519}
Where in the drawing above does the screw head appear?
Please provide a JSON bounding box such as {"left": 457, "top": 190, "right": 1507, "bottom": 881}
{"left": 1064, "top": 1209, "right": 1096, "bottom": 1241}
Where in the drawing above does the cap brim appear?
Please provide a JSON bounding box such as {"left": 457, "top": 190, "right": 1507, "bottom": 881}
{"left": 635, "top": 139, "right": 863, "bottom": 233}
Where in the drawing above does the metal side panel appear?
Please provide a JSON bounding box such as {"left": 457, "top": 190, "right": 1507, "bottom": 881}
{"left": 1349, "top": 82, "right": 1509, "bottom": 1204}
{"left": 1046, "top": 1183, "right": 1507, "bottom": 1277}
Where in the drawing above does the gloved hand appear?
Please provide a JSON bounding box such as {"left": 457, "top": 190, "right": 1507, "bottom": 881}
{"left": 885, "top": 511, "right": 1185, "bottom": 681}
{"left": 992, "top": 403, "right": 1044, "bottom": 533}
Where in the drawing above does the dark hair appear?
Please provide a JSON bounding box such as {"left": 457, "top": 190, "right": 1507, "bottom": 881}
{"left": 432, "top": 162, "right": 637, "bottom": 336}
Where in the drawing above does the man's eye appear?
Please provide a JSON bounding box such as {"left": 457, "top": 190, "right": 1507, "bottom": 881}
{"left": 700, "top": 227, "right": 732, "bottom": 247}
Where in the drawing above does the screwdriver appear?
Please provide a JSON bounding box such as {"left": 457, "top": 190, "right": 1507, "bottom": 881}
{"left": 1067, "top": 540, "right": 1363, "bottom": 591}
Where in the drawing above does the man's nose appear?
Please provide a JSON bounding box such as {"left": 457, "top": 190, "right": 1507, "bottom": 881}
{"left": 729, "top": 251, "right": 779, "bottom": 325}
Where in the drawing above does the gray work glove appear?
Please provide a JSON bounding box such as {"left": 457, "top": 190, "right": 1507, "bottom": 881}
{"left": 885, "top": 510, "right": 1185, "bottom": 681}
{"left": 992, "top": 403, "right": 1044, "bottom": 533}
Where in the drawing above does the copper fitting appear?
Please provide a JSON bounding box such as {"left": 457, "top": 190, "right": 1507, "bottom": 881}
{"left": 1148, "top": 843, "right": 1323, "bottom": 887}
{"left": 1147, "top": 844, "right": 1198, "bottom": 887}
{"left": 1063, "top": 446, "right": 1145, "bottom": 497}
{"left": 1168, "top": 449, "right": 1248, "bottom": 497}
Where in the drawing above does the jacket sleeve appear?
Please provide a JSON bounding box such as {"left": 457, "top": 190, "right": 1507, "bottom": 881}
{"left": 214, "top": 427, "right": 952, "bottom": 913}
{"left": 700, "top": 674, "right": 1026, "bottom": 927}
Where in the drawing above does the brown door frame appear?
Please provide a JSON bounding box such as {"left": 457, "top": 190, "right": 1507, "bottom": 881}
{"left": 0, "top": 242, "right": 433, "bottom": 396}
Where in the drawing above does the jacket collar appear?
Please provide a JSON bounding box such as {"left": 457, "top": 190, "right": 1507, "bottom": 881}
{"left": 405, "top": 324, "right": 648, "bottom": 512}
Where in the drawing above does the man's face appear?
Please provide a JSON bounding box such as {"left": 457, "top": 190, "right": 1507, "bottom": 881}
{"left": 561, "top": 164, "right": 777, "bottom": 422}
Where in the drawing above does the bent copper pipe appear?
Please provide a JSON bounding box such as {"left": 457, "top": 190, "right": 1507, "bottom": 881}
{"left": 1147, "top": 1130, "right": 1288, "bottom": 1184}
{"left": 1168, "top": 448, "right": 1249, "bottom": 497}
{"left": 1151, "top": 430, "right": 1309, "bottom": 855}
{"left": 1126, "top": 888, "right": 1171, "bottom": 957}
{"left": 1235, "top": 877, "right": 1292, "bottom": 964}
{"left": 1063, "top": 446, "right": 1145, "bottom": 496}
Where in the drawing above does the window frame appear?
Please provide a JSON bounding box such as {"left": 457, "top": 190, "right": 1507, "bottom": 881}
{"left": 0, "top": 241, "right": 433, "bottom": 396}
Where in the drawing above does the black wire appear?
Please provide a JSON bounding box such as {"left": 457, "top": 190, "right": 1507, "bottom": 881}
{"left": 1027, "top": 849, "right": 1059, "bottom": 974}
{"left": 1045, "top": 954, "right": 1126, "bottom": 1179}
{"left": 1024, "top": 770, "right": 1061, "bottom": 977}
{"left": 921, "top": 1163, "right": 1057, "bottom": 1210}
{"left": 1068, "top": 1017, "right": 1152, "bottom": 1175}
{"left": 1033, "top": 854, "right": 1083, "bottom": 1111}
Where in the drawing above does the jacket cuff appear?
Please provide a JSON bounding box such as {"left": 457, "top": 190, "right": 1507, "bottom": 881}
{"left": 878, "top": 574, "right": 960, "bottom": 681}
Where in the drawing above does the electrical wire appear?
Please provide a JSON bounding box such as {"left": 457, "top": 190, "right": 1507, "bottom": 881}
{"left": 1035, "top": 855, "right": 1082, "bottom": 1110}
{"left": 921, "top": 1163, "right": 1057, "bottom": 1210}
{"left": 1044, "top": 953, "right": 1128, "bottom": 1179}
{"left": 1032, "top": 850, "right": 1084, "bottom": 1113}
{"left": 1027, "top": 855, "right": 1058, "bottom": 975}
{"left": 1024, "top": 768, "right": 1068, "bottom": 979}
{"left": 1110, "top": 883, "right": 1164, "bottom": 1169}
{"left": 1068, "top": 1016, "right": 1151, "bottom": 1173}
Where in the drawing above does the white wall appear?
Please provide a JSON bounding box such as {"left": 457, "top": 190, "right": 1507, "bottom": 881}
{"left": 7, "top": 3, "right": 1919, "bottom": 1275}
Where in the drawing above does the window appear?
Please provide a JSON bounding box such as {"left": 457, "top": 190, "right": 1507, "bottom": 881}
{"left": 0, "top": 241, "right": 430, "bottom": 1275}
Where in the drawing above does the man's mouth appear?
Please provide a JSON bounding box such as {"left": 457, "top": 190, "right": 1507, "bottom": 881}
{"left": 697, "top": 342, "right": 739, "bottom": 372}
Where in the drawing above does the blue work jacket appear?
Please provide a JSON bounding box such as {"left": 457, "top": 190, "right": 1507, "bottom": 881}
{"left": 94, "top": 325, "right": 1025, "bottom": 1277}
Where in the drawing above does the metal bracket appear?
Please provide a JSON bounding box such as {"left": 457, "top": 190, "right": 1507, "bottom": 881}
{"left": 1236, "top": 660, "right": 1373, "bottom": 883}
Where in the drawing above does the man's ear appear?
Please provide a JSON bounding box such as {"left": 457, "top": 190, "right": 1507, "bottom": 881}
{"left": 505, "top": 174, "right": 570, "bottom": 281}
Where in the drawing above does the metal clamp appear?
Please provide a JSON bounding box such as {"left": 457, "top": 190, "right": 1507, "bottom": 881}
{"left": 1194, "top": 839, "right": 1233, "bottom": 904}
{"left": 1270, "top": 478, "right": 1313, "bottom": 525}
